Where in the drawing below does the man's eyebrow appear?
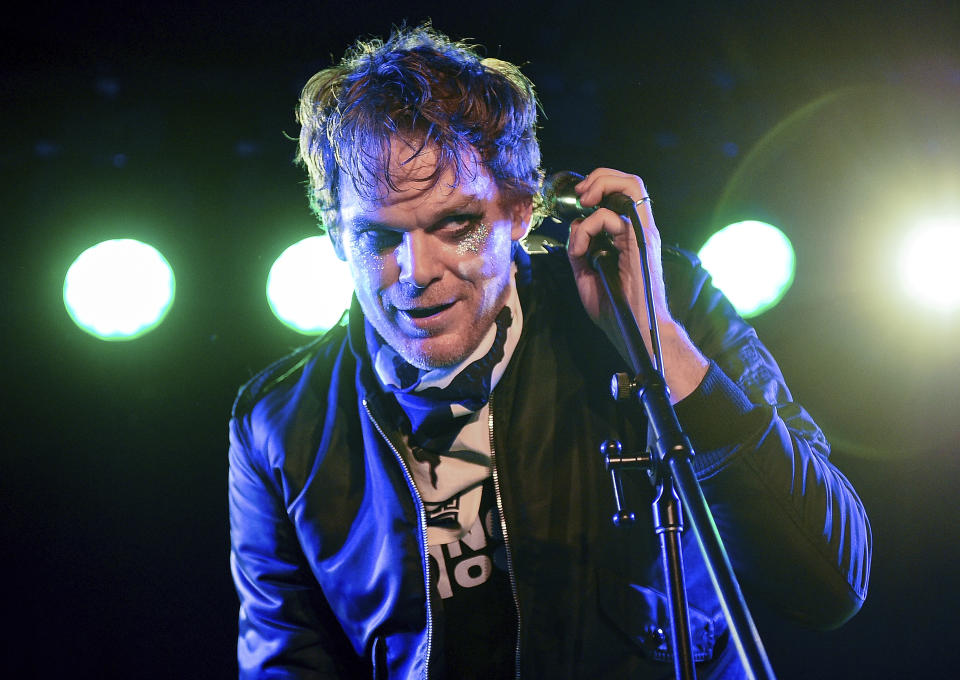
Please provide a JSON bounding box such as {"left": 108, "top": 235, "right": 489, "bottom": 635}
{"left": 430, "top": 197, "right": 484, "bottom": 221}
{"left": 349, "top": 198, "right": 484, "bottom": 231}
{"left": 350, "top": 216, "right": 390, "bottom": 231}
{"left": 438, "top": 196, "right": 484, "bottom": 213}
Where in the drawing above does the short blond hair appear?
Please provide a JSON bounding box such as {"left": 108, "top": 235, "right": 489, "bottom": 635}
{"left": 296, "top": 23, "right": 544, "bottom": 235}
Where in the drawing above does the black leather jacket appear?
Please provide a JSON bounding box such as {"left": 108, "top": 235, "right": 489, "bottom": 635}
{"left": 228, "top": 247, "right": 871, "bottom": 679}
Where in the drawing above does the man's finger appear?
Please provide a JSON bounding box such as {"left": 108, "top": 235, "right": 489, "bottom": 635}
{"left": 576, "top": 170, "right": 648, "bottom": 208}
{"left": 568, "top": 210, "right": 632, "bottom": 257}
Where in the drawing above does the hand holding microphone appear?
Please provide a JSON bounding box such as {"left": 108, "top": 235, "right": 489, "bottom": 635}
{"left": 543, "top": 169, "right": 648, "bottom": 222}
{"left": 545, "top": 167, "right": 665, "bottom": 353}
{"left": 545, "top": 167, "right": 708, "bottom": 402}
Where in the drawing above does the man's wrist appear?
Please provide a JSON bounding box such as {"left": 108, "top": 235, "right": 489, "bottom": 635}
{"left": 659, "top": 320, "right": 709, "bottom": 404}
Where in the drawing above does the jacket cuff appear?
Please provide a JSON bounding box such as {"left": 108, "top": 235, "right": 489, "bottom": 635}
{"left": 672, "top": 361, "right": 759, "bottom": 474}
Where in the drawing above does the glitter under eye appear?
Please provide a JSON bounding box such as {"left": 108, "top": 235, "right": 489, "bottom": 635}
{"left": 348, "top": 233, "right": 386, "bottom": 271}
{"left": 456, "top": 221, "right": 490, "bottom": 255}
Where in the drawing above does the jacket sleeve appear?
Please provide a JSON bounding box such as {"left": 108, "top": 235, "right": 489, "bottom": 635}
{"left": 229, "top": 410, "right": 362, "bottom": 678}
{"left": 665, "top": 249, "right": 872, "bottom": 630}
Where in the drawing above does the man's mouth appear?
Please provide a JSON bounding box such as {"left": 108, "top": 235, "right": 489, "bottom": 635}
{"left": 399, "top": 301, "right": 455, "bottom": 319}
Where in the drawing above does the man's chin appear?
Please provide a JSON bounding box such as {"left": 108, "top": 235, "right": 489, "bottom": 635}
{"left": 396, "top": 336, "right": 472, "bottom": 371}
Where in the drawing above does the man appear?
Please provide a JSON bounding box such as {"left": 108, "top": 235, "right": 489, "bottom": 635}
{"left": 229, "top": 24, "right": 871, "bottom": 679}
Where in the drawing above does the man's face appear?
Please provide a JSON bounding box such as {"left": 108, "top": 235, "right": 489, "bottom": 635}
{"left": 333, "top": 140, "right": 531, "bottom": 369}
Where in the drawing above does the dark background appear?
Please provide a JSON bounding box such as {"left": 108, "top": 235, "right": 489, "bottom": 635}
{"left": 3, "top": 1, "right": 959, "bottom": 677}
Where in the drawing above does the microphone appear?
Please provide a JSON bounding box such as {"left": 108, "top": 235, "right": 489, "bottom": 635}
{"left": 541, "top": 170, "right": 624, "bottom": 265}
{"left": 543, "top": 172, "right": 663, "bottom": 370}
{"left": 542, "top": 171, "right": 636, "bottom": 222}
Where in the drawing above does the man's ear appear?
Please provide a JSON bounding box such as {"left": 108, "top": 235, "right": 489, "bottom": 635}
{"left": 510, "top": 196, "right": 534, "bottom": 241}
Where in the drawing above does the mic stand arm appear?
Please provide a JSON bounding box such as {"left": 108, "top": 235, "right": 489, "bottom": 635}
{"left": 589, "top": 220, "right": 776, "bottom": 680}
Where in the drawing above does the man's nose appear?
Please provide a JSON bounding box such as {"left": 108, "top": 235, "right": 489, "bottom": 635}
{"left": 396, "top": 231, "right": 442, "bottom": 289}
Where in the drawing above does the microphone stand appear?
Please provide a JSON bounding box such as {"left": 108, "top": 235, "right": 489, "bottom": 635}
{"left": 590, "top": 205, "right": 776, "bottom": 680}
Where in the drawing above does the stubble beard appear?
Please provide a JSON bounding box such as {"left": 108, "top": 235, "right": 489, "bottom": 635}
{"left": 384, "top": 279, "right": 510, "bottom": 371}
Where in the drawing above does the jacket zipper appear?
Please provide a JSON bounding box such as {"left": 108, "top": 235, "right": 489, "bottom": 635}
{"left": 488, "top": 394, "right": 522, "bottom": 679}
{"left": 362, "top": 398, "right": 433, "bottom": 680}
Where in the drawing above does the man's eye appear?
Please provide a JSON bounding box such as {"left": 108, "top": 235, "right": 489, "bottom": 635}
{"left": 441, "top": 216, "right": 483, "bottom": 238}
{"left": 359, "top": 230, "right": 402, "bottom": 251}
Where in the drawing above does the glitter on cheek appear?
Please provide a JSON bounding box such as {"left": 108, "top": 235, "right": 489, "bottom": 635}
{"left": 362, "top": 250, "right": 386, "bottom": 273}
{"left": 347, "top": 237, "right": 386, "bottom": 274}
{"left": 456, "top": 221, "right": 490, "bottom": 256}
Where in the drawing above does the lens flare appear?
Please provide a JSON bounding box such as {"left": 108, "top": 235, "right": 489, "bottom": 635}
{"left": 898, "top": 219, "right": 960, "bottom": 313}
{"left": 698, "top": 220, "right": 796, "bottom": 318}
{"left": 63, "top": 239, "right": 175, "bottom": 341}
{"left": 267, "top": 236, "right": 353, "bottom": 334}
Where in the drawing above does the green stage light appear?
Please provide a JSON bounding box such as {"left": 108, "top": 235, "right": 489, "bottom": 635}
{"left": 267, "top": 236, "right": 353, "bottom": 334}
{"left": 899, "top": 218, "right": 960, "bottom": 313}
{"left": 698, "top": 220, "right": 796, "bottom": 318}
{"left": 63, "top": 239, "right": 175, "bottom": 341}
